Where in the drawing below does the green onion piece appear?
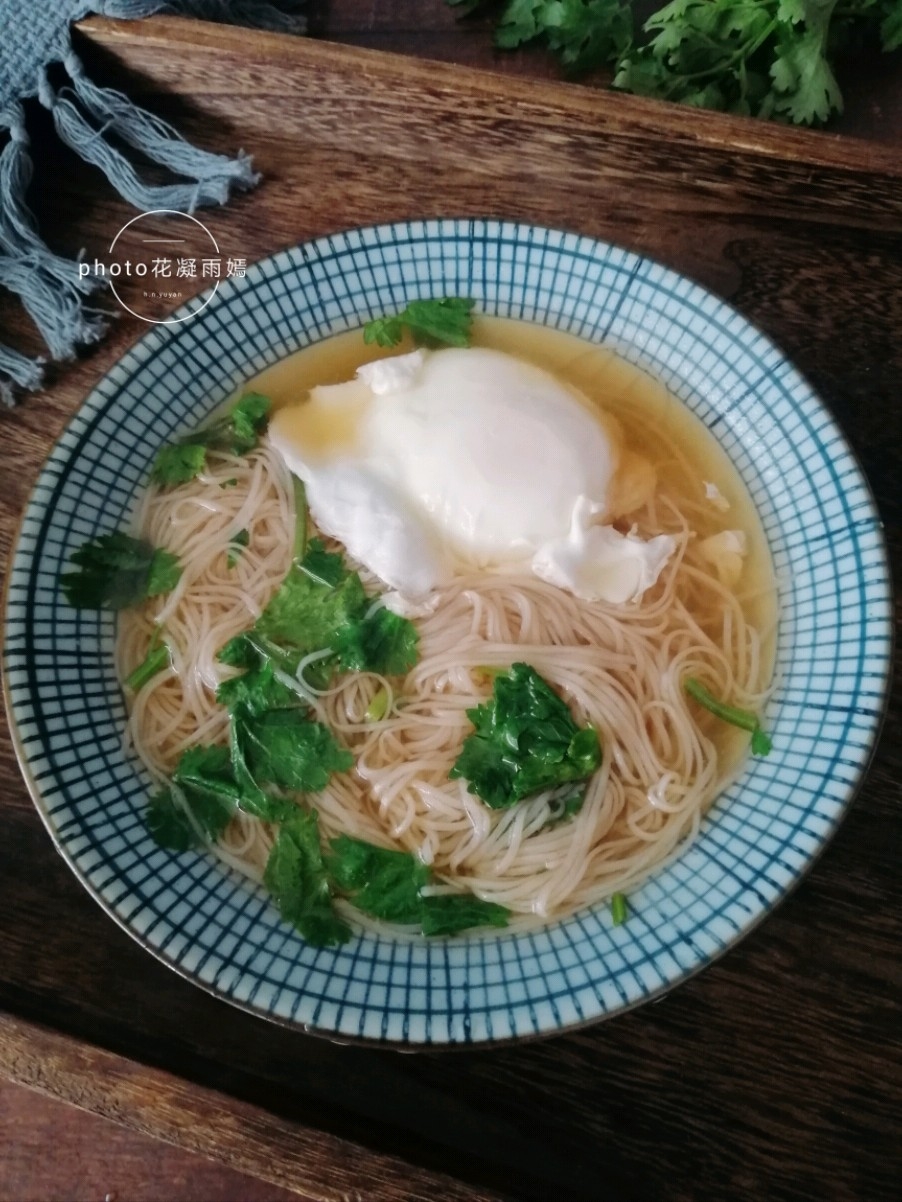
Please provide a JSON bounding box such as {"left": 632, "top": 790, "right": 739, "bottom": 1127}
{"left": 292, "top": 477, "right": 307, "bottom": 563}
{"left": 684, "top": 677, "right": 772, "bottom": 756}
{"left": 365, "top": 687, "right": 389, "bottom": 722}
{"left": 610, "top": 892, "right": 628, "bottom": 926}
{"left": 474, "top": 664, "right": 504, "bottom": 680}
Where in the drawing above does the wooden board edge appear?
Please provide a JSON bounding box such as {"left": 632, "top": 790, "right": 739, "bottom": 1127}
{"left": 0, "top": 1011, "right": 509, "bottom": 1202}
{"left": 76, "top": 14, "right": 902, "bottom": 181}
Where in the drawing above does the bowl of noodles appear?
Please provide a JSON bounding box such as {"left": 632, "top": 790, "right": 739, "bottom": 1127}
{"left": 3, "top": 219, "right": 892, "bottom": 1045}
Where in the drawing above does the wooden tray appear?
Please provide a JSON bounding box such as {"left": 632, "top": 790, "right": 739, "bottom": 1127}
{"left": 1, "top": 18, "right": 900, "bottom": 1202}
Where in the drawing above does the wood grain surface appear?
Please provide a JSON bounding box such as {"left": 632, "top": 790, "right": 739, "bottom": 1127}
{"left": 1, "top": 13, "right": 900, "bottom": 1202}
{"left": 0, "top": 1075, "right": 299, "bottom": 1202}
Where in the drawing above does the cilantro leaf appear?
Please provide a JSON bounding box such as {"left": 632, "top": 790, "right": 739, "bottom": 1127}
{"left": 327, "top": 834, "right": 512, "bottom": 935}
{"left": 254, "top": 543, "right": 368, "bottom": 660}
{"left": 449, "top": 662, "right": 602, "bottom": 809}
{"left": 495, "top": 0, "right": 632, "bottom": 73}
{"left": 216, "top": 633, "right": 261, "bottom": 669}
{"left": 332, "top": 606, "right": 420, "bottom": 676}
{"left": 684, "top": 676, "right": 772, "bottom": 755}
{"left": 233, "top": 539, "right": 419, "bottom": 682}
{"left": 269, "top": 816, "right": 509, "bottom": 945}
{"left": 227, "top": 717, "right": 299, "bottom": 822}
{"left": 172, "top": 745, "right": 244, "bottom": 817}
{"left": 152, "top": 443, "right": 206, "bottom": 486}
{"left": 151, "top": 393, "right": 272, "bottom": 486}
{"left": 227, "top": 394, "right": 271, "bottom": 452}
{"left": 237, "top": 708, "right": 353, "bottom": 794}
{"left": 420, "top": 893, "right": 511, "bottom": 937}
{"left": 465, "top": 0, "right": 895, "bottom": 125}
{"left": 363, "top": 298, "right": 475, "bottom": 349}
{"left": 216, "top": 656, "right": 306, "bottom": 717}
{"left": 145, "top": 745, "right": 238, "bottom": 852}
{"left": 264, "top": 811, "right": 352, "bottom": 946}
{"left": 327, "top": 835, "right": 429, "bottom": 923}
{"left": 146, "top": 788, "right": 196, "bottom": 852}
{"left": 61, "top": 532, "right": 181, "bottom": 610}
{"left": 881, "top": 0, "right": 902, "bottom": 49}
{"left": 771, "top": 26, "right": 843, "bottom": 124}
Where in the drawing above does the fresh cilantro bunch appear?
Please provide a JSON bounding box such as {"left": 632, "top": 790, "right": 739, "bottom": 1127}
{"left": 483, "top": 0, "right": 633, "bottom": 72}
{"left": 450, "top": 662, "right": 602, "bottom": 809}
{"left": 452, "top": 0, "right": 902, "bottom": 124}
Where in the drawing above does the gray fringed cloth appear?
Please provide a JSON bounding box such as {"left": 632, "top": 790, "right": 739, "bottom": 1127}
{"left": 0, "top": 0, "right": 306, "bottom": 405}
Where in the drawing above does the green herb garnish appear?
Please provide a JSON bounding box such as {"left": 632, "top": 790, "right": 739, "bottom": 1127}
{"left": 262, "top": 826, "right": 512, "bottom": 946}
{"left": 216, "top": 652, "right": 305, "bottom": 717}
{"left": 453, "top": 0, "right": 902, "bottom": 126}
{"left": 449, "top": 662, "right": 602, "bottom": 809}
{"left": 152, "top": 393, "right": 271, "bottom": 486}
{"left": 227, "top": 528, "right": 250, "bottom": 568}
{"left": 264, "top": 811, "right": 353, "bottom": 946}
{"left": 420, "top": 892, "right": 511, "bottom": 937}
{"left": 125, "top": 629, "right": 170, "bottom": 691}
{"left": 145, "top": 745, "right": 239, "bottom": 851}
{"left": 363, "top": 298, "right": 475, "bottom": 349}
{"left": 327, "top": 835, "right": 430, "bottom": 924}
{"left": 236, "top": 708, "right": 354, "bottom": 795}
{"left": 224, "top": 538, "right": 418, "bottom": 683}
{"left": 685, "top": 677, "right": 772, "bottom": 756}
{"left": 327, "top": 835, "right": 511, "bottom": 936}
{"left": 61, "top": 532, "right": 181, "bottom": 610}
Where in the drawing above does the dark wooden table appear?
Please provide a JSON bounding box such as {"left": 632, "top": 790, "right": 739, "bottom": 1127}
{"left": 1, "top": 9, "right": 900, "bottom": 1202}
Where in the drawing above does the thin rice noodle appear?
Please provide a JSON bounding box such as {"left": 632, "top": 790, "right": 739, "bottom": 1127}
{"left": 118, "top": 437, "right": 769, "bottom": 932}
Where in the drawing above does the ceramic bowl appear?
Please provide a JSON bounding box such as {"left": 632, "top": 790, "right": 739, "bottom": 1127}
{"left": 3, "top": 219, "right": 892, "bottom": 1045}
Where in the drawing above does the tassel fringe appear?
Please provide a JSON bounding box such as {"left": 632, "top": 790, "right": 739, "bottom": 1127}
{"left": 39, "top": 55, "right": 260, "bottom": 214}
{"left": 0, "top": 10, "right": 278, "bottom": 405}
{"left": 94, "top": 1, "right": 307, "bottom": 35}
{"left": 0, "top": 100, "right": 109, "bottom": 404}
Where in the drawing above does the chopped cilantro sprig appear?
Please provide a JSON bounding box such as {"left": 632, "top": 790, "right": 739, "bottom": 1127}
{"left": 264, "top": 811, "right": 353, "bottom": 947}
{"left": 363, "top": 298, "right": 475, "bottom": 349}
{"left": 220, "top": 538, "right": 419, "bottom": 685}
{"left": 264, "top": 823, "right": 511, "bottom": 945}
{"left": 61, "top": 532, "right": 181, "bottom": 610}
{"left": 450, "top": 662, "right": 602, "bottom": 809}
{"left": 152, "top": 393, "right": 271, "bottom": 486}
{"left": 685, "top": 676, "right": 772, "bottom": 756}
{"left": 146, "top": 745, "right": 240, "bottom": 852}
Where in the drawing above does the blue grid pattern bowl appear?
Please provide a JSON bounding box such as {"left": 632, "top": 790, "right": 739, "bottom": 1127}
{"left": 3, "top": 220, "right": 892, "bottom": 1045}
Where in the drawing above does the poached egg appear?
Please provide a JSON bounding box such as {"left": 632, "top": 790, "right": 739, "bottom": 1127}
{"left": 269, "top": 346, "right": 675, "bottom": 603}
